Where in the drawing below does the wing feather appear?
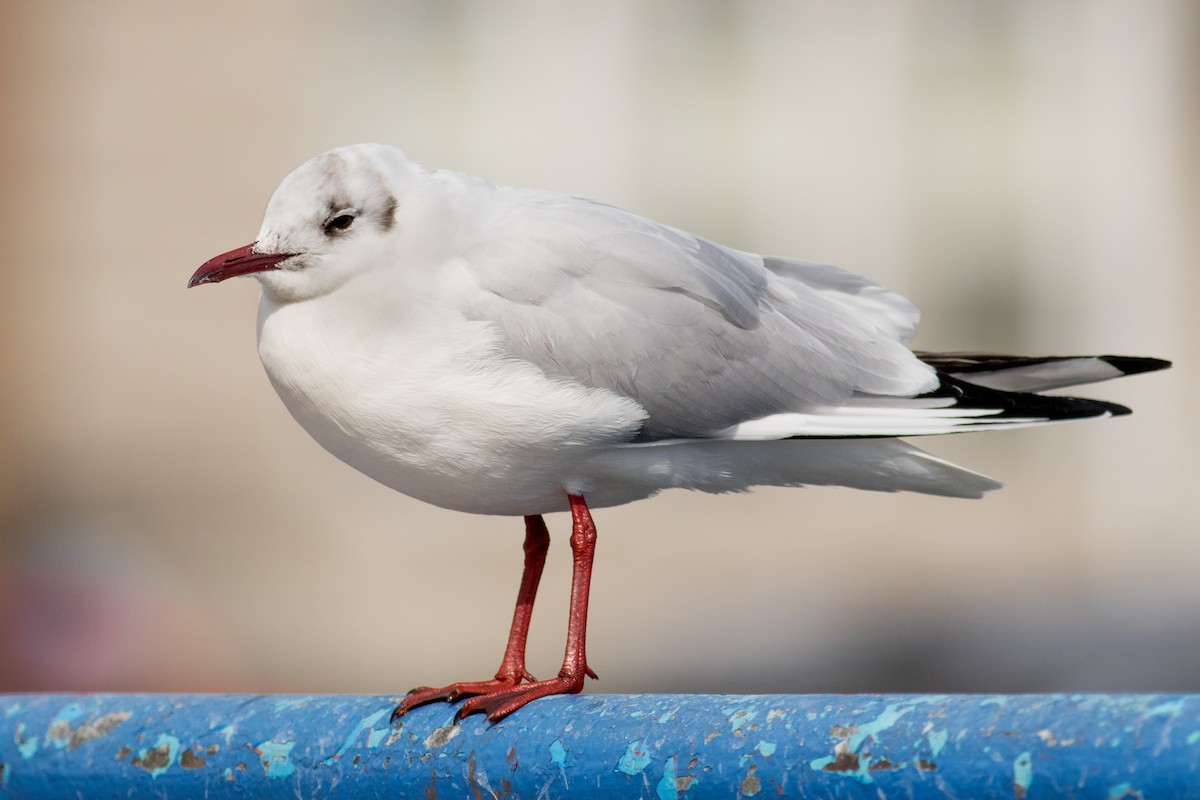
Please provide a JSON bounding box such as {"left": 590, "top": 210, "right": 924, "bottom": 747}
{"left": 457, "top": 192, "right": 936, "bottom": 439}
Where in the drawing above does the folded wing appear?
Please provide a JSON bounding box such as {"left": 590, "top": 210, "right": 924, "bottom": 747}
{"left": 459, "top": 193, "right": 937, "bottom": 440}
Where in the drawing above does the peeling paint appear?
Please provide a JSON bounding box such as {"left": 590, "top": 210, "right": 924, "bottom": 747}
{"left": 132, "top": 734, "right": 180, "bottom": 778}
{"left": 726, "top": 709, "right": 757, "bottom": 733}
{"left": 616, "top": 739, "right": 651, "bottom": 775}
{"left": 0, "top": 693, "right": 1196, "bottom": 797}
{"left": 927, "top": 728, "right": 948, "bottom": 757}
{"left": 324, "top": 707, "right": 390, "bottom": 764}
{"left": 739, "top": 763, "right": 761, "bottom": 796}
{"left": 1145, "top": 700, "right": 1184, "bottom": 718}
{"left": 273, "top": 696, "right": 314, "bottom": 712}
{"left": 46, "top": 711, "right": 130, "bottom": 751}
{"left": 656, "top": 755, "right": 678, "bottom": 800}
{"left": 1107, "top": 782, "right": 1145, "bottom": 799}
{"left": 549, "top": 739, "right": 567, "bottom": 769}
{"left": 468, "top": 749, "right": 501, "bottom": 798}
{"left": 812, "top": 751, "right": 859, "bottom": 774}
{"left": 1013, "top": 751, "right": 1032, "bottom": 799}
{"left": 422, "top": 724, "right": 460, "bottom": 749}
{"left": 47, "top": 703, "right": 84, "bottom": 734}
{"left": 255, "top": 740, "right": 296, "bottom": 779}
{"left": 1036, "top": 728, "right": 1077, "bottom": 748}
{"left": 809, "top": 701, "right": 921, "bottom": 783}
{"left": 13, "top": 723, "right": 37, "bottom": 760}
{"left": 845, "top": 702, "right": 911, "bottom": 752}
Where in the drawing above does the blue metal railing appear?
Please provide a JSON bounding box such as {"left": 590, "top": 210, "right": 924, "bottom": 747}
{"left": 2, "top": 693, "right": 1198, "bottom": 798}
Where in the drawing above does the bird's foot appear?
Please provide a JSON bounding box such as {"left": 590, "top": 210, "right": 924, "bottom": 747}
{"left": 452, "top": 665, "right": 598, "bottom": 723}
{"left": 391, "top": 672, "right": 535, "bottom": 722}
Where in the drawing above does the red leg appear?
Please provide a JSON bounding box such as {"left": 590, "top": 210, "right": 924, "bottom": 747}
{"left": 454, "top": 494, "right": 599, "bottom": 722}
{"left": 391, "top": 514, "right": 551, "bottom": 721}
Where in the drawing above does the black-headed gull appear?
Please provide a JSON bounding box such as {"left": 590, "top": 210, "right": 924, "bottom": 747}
{"left": 190, "top": 144, "right": 1169, "bottom": 721}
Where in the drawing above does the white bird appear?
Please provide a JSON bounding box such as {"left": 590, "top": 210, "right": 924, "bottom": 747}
{"left": 190, "top": 143, "right": 1168, "bottom": 721}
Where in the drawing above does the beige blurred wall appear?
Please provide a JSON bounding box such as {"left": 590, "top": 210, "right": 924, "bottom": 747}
{"left": 0, "top": 0, "right": 1197, "bottom": 694}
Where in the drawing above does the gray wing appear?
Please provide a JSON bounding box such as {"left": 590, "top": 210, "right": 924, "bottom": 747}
{"left": 458, "top": 192, "right": 937, "bottom": 439}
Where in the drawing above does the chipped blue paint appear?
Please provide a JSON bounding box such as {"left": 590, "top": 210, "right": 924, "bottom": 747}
{"left": 272, "top": 696, "right": 313, "bottom": 712}
{"left": 616, "top": 738, "right": 651, "bottom": 775}
{"left": 809, "top": 698, "right": 943, "bottom": 784}
{"left": 2, "top": 694, "right": 1200, "bottom": 798}
{"left": 656, "top": 755, "right": 678, "bottom": 800}
{"left": 322, "top": 707, "right": 389, "bottom": 765}
{"left": 1147, "top": 699, "right": 1185, "bottom": 718}
{"left": 1013, "top": 751, "right": 1033, "bottom": 796}
{"left": 137, "top": 734, "right": 180, "bottom": 779}
{"left": 256, "top": 740, "right": 295, "bottom": 779}
{"left": 50, "top": 704, "right": 83, "bottom": 726}
{"left": 548, "top": 738, "right": 567, "bottom": 769}
{"left": 14, "top": 724, "right": 37, "bottom": 760}
{"left": 849, "top": 698, "right": 945, "bottom": 752}
{"left": 927, "top": 728, "right": 948, "bottom": 757}
{"left": 45, "top": 706, "right": 82, "bottom": 751}
{"left": 726, "top": 707, "right": 756, "bottom": 732}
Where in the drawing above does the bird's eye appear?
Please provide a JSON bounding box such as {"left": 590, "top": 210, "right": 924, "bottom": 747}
{"left": 324, "top": 212, "right": 357, "bottom": 234}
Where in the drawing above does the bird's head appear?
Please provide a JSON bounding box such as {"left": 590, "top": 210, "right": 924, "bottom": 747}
{"left": 189, "top": 143, "right": 420, "bottom": 302}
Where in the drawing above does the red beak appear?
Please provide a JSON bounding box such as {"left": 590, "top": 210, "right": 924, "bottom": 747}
{"left": 188, "top": 243, "right": 297, "bottom": 288}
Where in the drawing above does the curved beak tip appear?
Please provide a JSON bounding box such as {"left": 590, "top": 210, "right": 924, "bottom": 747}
{"left": 189, "top": 243, "right": 296, "bottom": 289}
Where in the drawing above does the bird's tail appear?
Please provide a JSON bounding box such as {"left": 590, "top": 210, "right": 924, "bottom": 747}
{"left": 915, "top": 352, "right": 1171, "bottom": 393}
{"left": 719, "top": 353, "right": 1170, "bottom": 440}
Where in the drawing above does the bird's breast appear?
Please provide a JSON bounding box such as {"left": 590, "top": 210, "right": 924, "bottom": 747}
{"left": 254, "top": 296, "right": 647, "bottom": 515}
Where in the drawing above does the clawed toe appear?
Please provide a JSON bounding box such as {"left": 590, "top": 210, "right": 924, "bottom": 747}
{"left": 391, "top": 677, "right": 525, "bottom": 721}
{"left": 453, "top": 672, "right": 590, "bottom": 722}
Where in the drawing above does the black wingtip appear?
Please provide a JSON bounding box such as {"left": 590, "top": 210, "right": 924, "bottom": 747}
{"left": 1098, "top": 356, "right": 1172, "bottom": 377}
{"left": 930, "top": 376, "right": 1133, "bottom": 422}
{"left": 1108, "top": 402, "right": 1133, "bottom": 417}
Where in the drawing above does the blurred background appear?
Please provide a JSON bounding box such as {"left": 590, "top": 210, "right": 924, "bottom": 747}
{"left": 0, "top": 1, "right": 1196, "bottom": 696}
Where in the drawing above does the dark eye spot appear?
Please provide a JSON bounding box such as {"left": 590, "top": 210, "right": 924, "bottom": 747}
{"left": 324, "top": 213, "right": 356, "bottom": 234}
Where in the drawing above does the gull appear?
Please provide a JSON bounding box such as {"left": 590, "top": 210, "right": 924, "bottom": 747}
{"left": 189, "top": 144, "right": 1169, "bottom": 721}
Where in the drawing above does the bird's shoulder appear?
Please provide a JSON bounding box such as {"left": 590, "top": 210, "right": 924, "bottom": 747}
{"left": 453, "top": 187, "right": 769, "bottom": 333}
